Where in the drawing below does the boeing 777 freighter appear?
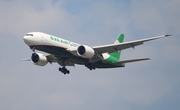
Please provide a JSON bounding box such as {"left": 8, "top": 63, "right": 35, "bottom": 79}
{"left": 22, "top": 32, "right": 170, "bottom": 74}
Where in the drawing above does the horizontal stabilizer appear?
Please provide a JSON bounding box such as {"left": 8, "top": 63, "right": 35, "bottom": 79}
{"left": 19, "top": 58, "right": 31, "bottom": 61}
{"left": 117, "top": 58, "right": 150, "bottom": 64}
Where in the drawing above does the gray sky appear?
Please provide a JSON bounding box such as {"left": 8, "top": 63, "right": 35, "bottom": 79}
{"left": 0, "top": 0, "right": 180, "bottom": 110}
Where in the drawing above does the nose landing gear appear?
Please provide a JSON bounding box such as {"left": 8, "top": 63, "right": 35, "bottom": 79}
{"left": 30, "top": 46, "right": 36, "bottom": 53}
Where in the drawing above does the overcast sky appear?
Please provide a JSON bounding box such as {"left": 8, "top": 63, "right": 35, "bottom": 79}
{"left": 0, "top": 0, "right": 180, "bottom": 110}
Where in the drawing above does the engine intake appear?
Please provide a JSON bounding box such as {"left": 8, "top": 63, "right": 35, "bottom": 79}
{"left": 31, "top": 53, "right": 48, "bottom": 66}
{"left": 77, "top": 45, "right": 95, "bottom": 58}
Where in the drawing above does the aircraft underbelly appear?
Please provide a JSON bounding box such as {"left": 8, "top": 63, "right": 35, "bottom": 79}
{"left": 31, "top": 45, "right": 125, "bottom": 68}
{"left": 33, "top": 45, "right": 89, "bottom": 64}
{"left": 93, "top": 61, "right": 125, "bottom": 68}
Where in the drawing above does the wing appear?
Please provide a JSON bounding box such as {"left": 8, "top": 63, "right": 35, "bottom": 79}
{"left": 93, "top": 35, "right": 171, "bottom": 54}
{"left": 46, "top": 54, "right": 75, "bottom": 66}
{"left": 46, "top": 54, "right": 58, "bottom": 63}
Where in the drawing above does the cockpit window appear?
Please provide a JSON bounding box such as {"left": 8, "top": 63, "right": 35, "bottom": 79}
{"left": 26, "top": 34, "right": 33, "bottom": 36}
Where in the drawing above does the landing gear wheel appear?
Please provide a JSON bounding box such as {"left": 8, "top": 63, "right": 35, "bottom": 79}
{"left": 59, "top": 67, "right": 62, "bottom": 72}
{"left": 59, "top": 67, "right": 70, "bottom": 75}
{"left": 63, "top": 72, "right": 66, "bottom": 75}
{"left": 85, "top": 63, "right": 96, "bottom": 70}
{"left": 66, "top": 70, "right": 70, "bottom": 74}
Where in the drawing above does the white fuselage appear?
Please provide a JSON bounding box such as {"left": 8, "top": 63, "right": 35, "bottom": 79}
{"left": 24, "top": 32, "right": 78, "bottom": 50}
{"left": 23, "top": 32, "right": 110, "bottom": 59}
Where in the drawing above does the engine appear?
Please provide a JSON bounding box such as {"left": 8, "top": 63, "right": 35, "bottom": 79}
{"left": 31, "top": 53, "right": 48, "bottom": 66}
{"left": 77, "top": 45, "right": 95, "bottom": 58}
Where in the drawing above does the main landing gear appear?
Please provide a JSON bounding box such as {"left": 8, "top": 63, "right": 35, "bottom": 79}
{"left": 85, "top": 63, "right": 96, "bottom": 70}
{"left": 59, "top": 66, "right": 70, "bottom": 75}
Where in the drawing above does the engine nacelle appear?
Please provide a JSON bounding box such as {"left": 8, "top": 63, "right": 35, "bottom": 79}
{"left": 77, "top": 45, "right": 95, "bottom": 58}
{"left": 31, "top": 53, "right": 48, "bottom": 66}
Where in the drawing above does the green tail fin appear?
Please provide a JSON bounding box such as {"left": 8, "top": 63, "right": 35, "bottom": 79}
{"left": 109, "top": 34, "right": 124, "bottom": 60}
{"left": 114, "top": 34, "right": 124, "bottom": 43}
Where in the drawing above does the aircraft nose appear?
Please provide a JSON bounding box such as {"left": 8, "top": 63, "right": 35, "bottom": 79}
{"left": 23, "top": 36, "right": 33, "bottom": 45}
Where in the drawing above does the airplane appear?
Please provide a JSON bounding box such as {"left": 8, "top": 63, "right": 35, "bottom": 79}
{"left": 22, "top": 32, "right": 170, "bottom": 75}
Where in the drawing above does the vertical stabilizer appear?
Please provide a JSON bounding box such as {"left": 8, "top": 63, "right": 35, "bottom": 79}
{"left": 114, "top": 34, "right": 124, "bottom": 44}
{"left": 109, "top": 34, "right": 124, "bottom": 60}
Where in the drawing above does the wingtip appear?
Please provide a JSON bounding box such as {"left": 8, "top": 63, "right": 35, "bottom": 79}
{"left": 147, "top": 58, "right": 151, "bottom": 60}
{"left": 143, "top": 58, "right": 150, "bottom": 60}
{"left": 165, "top": 34, "right": 172, "bottom": 37}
